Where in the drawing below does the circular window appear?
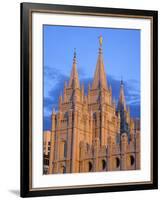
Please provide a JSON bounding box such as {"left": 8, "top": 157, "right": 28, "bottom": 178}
{"left": 88, "top": 162, "right": 93, "bottom": 172}
{"left": 130, "top": 155, "right": 135, "bottom": 166}
{"left": 116, "top": 157, "right": 120, "bottom": 168}
{"left": 102, "top": 160, "right": 107, "bottom": 170}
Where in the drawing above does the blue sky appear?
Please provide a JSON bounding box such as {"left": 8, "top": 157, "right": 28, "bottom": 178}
{"left": 43, "top": 25, "right": 140, "bottom": 130}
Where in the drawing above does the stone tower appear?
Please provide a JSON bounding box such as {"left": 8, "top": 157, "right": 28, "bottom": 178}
{"left": 48, "top": 37, "right": 140, "bottom": 174}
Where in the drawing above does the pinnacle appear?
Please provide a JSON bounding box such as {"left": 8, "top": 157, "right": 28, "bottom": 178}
{"left": 118, "top": 80, "right": 126, "bottom": 111}
{"left": 68, "top": 49, "right": 80, "bottom": 89}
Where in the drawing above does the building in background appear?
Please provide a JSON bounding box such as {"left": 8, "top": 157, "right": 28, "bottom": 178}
{"left": 47, "top": 37, "right": 140, "bottom": 174}
{"left": 43, "top": 130, "right": 51, "bottom": 174}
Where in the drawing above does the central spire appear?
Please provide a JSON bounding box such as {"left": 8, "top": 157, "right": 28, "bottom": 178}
{"left": 92, "top": 36, "right": 108, "bottom": 90}
{"left": 68, "top": 49, "right": 80, "bottom": 89}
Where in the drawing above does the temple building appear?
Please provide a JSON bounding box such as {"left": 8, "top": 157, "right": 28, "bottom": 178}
{"left": 47, "top": 36, "right": 140, "bottom": 174}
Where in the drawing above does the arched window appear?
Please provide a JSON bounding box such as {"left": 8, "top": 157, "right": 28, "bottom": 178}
{"left": 130, "top": 155, "right": 135, "bottom": 166}
{"left": 88, "top": 161, "right": 93, "bottom": 172}
{"left": 102, "top": 160, "right": 107, "bottom": 170}
{"left": 116, "top": 157, "right": 120, "bottom": 168}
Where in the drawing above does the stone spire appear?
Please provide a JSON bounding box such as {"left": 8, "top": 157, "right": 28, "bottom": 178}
{"left": 117, "top": 80, "right": 130, "bottom": 136}
{"left": 92, "top": 36, "right": 108, "bottom": 90}
{"left": 118, "top": 80, "right": 126, "bottom": 111}
{"left": 68, "top": 49, "right": 80, "bottom": 89}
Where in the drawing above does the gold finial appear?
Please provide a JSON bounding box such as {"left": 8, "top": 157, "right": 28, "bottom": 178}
{"left": 99, "top": 35, "right": 103, "bottom": 47}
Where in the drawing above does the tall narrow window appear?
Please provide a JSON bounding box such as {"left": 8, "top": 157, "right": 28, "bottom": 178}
{"left": 64, "top": 141, "right": 67, "bottom": 158}
{"left": 116, "top": 157, "right": 120, "bottom": 168}
{"left": 102, "top": 160, "right": 107, "bottom": 170}
{"left": 130, "top": 155, "right": 135, "bottom": 166}
{"left": 88, "top": 161, "right": 93, "bottom": 172}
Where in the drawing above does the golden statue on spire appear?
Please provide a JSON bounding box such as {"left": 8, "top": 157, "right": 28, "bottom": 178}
{"left": 99, "top": 35, "right": 103, "bottom": 47}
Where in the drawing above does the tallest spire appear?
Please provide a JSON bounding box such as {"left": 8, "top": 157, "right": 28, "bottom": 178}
{"left": 68, "top": 49, "right": 80, "bottom": 89}
{"left": 92, "top": 36, "right": 108, "bottom": 90}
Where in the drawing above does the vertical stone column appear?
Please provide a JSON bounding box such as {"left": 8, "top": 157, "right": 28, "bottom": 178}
{"left": 75, "top": 110, "right": 80, "bottom": 173}
{"left": 79, "top": 141, "right": 85, "bottom": 172}
{"left": 63, "top": 82, "right": 67, "bottom": 103}
{"left": 121, "top": 133, "right": 128, "bottom": 170}
{"left": 135, "top": 131, "right": 140, "bottom": 169}
{"left": 101, "top": 108, "right": 106, "bottom": 146}
{"left": 71, "top": 109, "right": 78, "bottom": 173}
{"left": 66, "top": 109, "right": 72, "bottom": 173}
{"left": 107, "top": 137, "right": 113, "bottom": 171}
{"left": 49, "top": 111, "right": 56, "bottom": 174}
{"left": 117, "top": 112, "right": 120, "bottom": 134}
{"left": 81, "top": 84, "right": 84, "bottom": 103}
{"left": 135, "top": 152, "right": 140, "bottom": 170}
{"left": 89, "top": 110, "right": 93, "bottom": 145}
{"left": 54, "top": 112, "right": 62, "bottom": 173}
{"left": 96, "top": 111, "right": 101, "bottom": 141}
{"left": 94, "top": 138, "right": 100, "bottom": 171}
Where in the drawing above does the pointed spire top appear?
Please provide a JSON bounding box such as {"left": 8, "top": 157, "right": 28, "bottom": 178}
{"left": 64, "top": 81, "right": 67, "bottom": 89}
{"left": 73, "top": 48, "right": 76, "bottom": 63}
{"left": 109, "top": 85, "right": 112, "bottom": 93}
{"left": 52, "top": 107, "right": 55, "bottom": 115}
{"left": 59, "top": 93, "right": 62, "bottom": 102}
{"left": 121, "top": 76, "right": 124, "bottom": 85}
{"left": 92, "top": 36, "right": 108, "bottom": 90}
{"left": 68, "top": 48, "right": 80, "bottom": 89}
{"left": 118, "top": 79, "right": 126, "bottom": 111}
